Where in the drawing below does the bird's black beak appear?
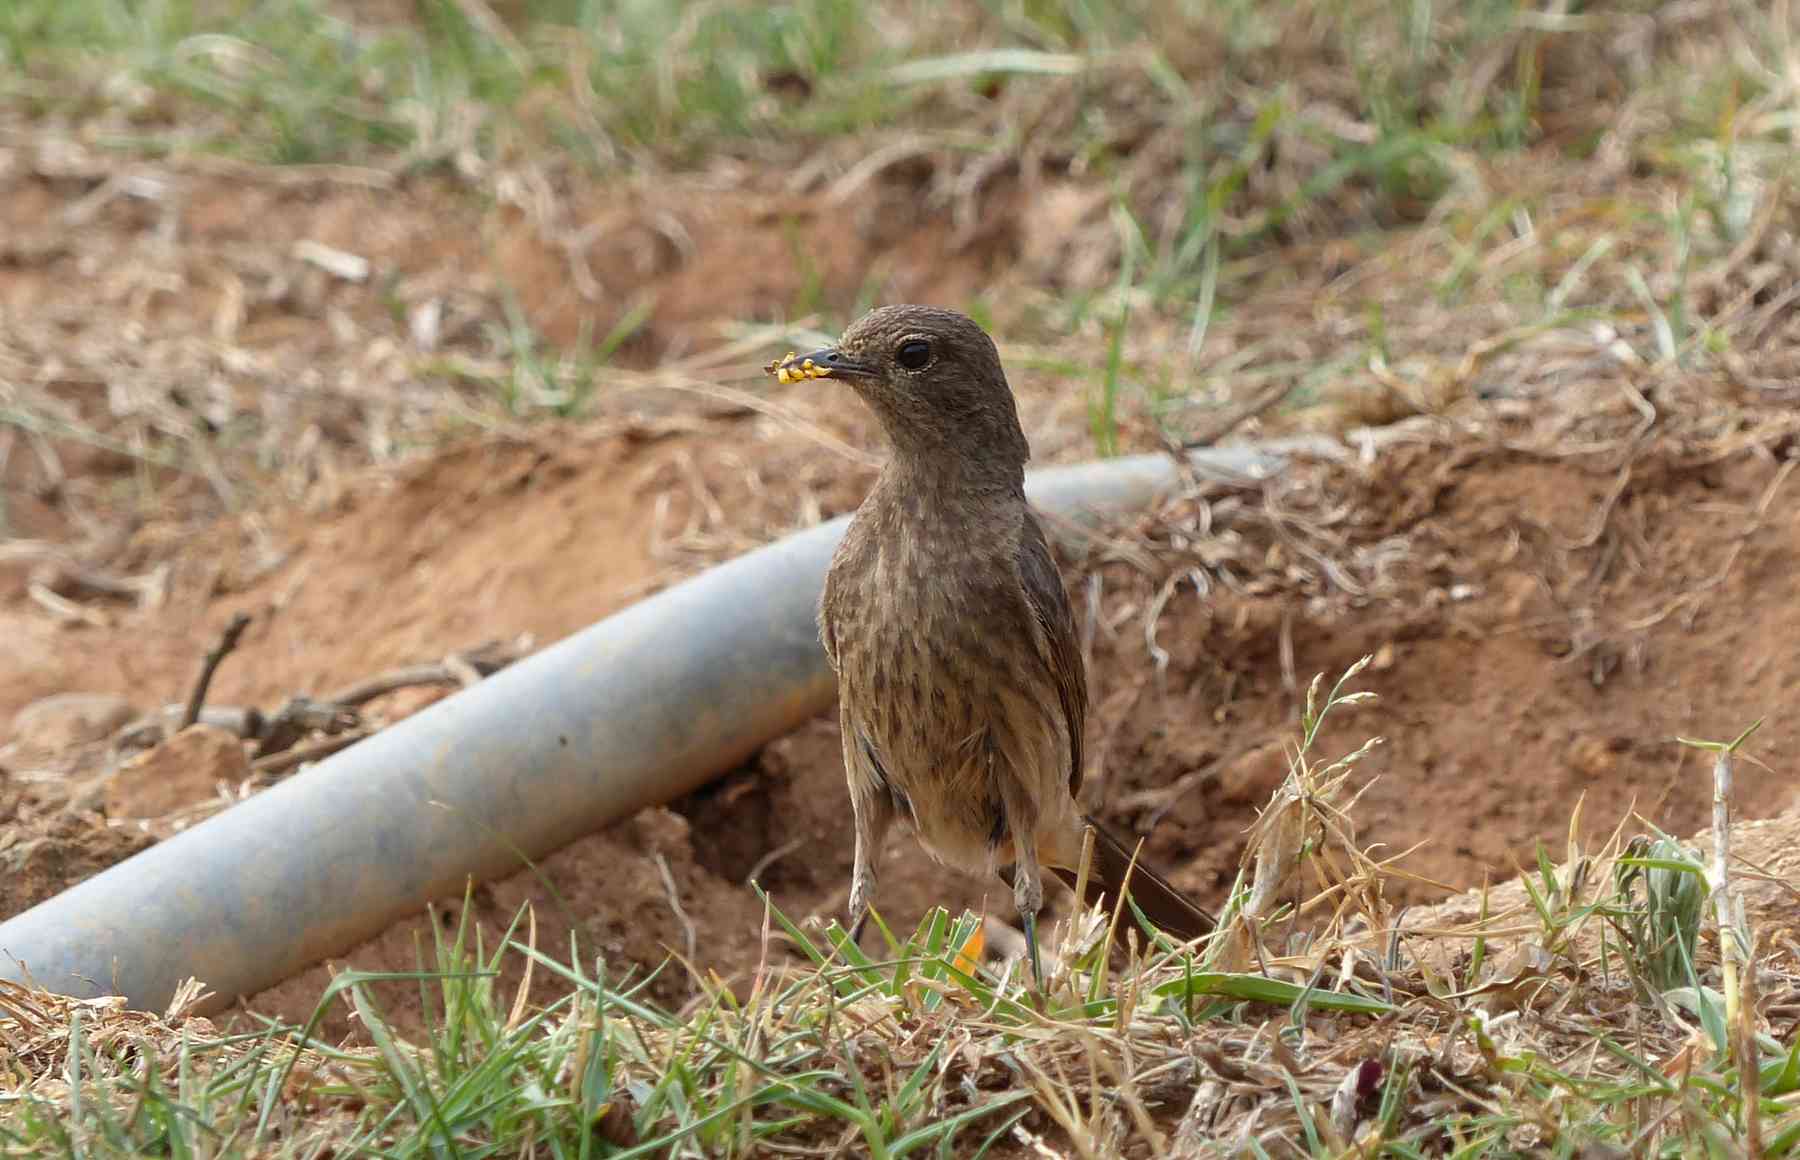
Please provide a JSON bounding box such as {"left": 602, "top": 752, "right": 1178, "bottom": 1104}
{"left": 765, "top": 347, "right": 875, "bottom": 384}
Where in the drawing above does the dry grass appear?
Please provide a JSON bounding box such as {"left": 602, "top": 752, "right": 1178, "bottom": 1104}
{"left": 6, "top": 663, "right": 1799, "bottom": 1156}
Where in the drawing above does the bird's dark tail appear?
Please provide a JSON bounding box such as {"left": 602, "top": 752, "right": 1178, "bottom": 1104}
{"left": 1051, "top": 817, "right": 1215, "bottom": 944}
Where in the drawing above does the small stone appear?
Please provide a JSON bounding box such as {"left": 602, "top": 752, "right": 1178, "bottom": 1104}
{"left": 11, "top": 693, "right": 139, "bottom": 754}
{"left": 633, "top": 805, "right": 694, "bottom": 854}
{"left": 1565, "top": 734, "right": 1625, "bottom": 780}
{"left": 1218, "top": 741, "right": 1291, "bottom": 806}
{"left": 1497, "top": 572, "right": 1544, "bottom": 620}
{"left": 105, "top": 725, "right": 250, "bottom": 819}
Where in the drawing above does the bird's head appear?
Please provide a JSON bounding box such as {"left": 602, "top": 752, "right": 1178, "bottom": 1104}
{"left": 768, "top": 305, "right": 1030, "bottom": 480}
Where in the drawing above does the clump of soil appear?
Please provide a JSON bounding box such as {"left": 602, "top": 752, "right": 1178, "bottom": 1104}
{"left": 0, "top": 808, "right": 152, "bottom": 920}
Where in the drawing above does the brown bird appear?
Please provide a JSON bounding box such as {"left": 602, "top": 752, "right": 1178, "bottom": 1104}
{"left": 779, "top": 305, "right": 1214, "bottom": 985}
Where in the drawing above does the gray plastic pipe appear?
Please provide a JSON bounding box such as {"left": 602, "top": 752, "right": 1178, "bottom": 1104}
{"left": 0, "top": 442, "right": 1323, "bottom": 1013}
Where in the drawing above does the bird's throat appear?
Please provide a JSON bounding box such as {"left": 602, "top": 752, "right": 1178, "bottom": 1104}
{"left": 873, "top": 438, "right": 1026, "bottom": 507}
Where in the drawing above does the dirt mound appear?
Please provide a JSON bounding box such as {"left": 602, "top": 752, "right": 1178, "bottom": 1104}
{"left": 1087, "top": 437, "right": 1800, "bottom": 906}
{"left": 15, "top": 414, "right": 1799, "bottom": 1043}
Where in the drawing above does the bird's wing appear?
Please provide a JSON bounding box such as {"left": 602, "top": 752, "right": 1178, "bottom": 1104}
{"left": 1016, "top": 509, "right": 1087, "bottom": 794}
{"left": 818, "top": 528, "right": 856, "bottom": 675}
{"left": 818, "top": 573, "right": 840, "bottom": 673}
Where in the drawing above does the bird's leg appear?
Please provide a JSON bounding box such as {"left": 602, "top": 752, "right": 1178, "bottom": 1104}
{"left": 1011, "top": 836, "right": 1046, "bottom": 989}
{"left": 847, "top": 789, "right": 893, "bottom": 945}
{"left": 994, "top": 749, "right": 1049, "bottom": 990}
{"left": 998, "top": 790, "right": 1048, "bottom": 988}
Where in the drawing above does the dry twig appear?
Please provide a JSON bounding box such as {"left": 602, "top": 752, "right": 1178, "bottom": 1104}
{"left": 181, "top": 613, "right": 252, "bottom": 730}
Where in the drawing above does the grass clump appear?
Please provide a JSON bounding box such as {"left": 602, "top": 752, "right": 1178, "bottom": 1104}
{"left": 1611, "top": 829, "right": 1708, "bottom": 995}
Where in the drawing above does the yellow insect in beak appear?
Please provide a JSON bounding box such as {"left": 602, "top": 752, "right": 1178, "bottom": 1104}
{"left": 764, "top": 351, "right": 837, "bottom": 385}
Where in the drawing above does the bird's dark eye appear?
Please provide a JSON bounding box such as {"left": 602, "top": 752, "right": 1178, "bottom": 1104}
{"left": 895, "top": 339, "right": 931, "bottom": 370}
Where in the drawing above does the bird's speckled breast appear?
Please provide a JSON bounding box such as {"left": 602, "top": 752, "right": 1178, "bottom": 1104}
{"left": 825, "top": 481, "right": 1069, "bottom": 871}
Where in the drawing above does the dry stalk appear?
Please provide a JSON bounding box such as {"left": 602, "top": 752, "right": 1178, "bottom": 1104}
{"left": 1714, "top": 744, "right": 1740, "bottom": 1032}
{"left": 1216, "top": 658, "right": 1384, "bottom": 977}
{"left": 180, "top": 612, "right": 252, "bottom": 730}
{"left": 653, "top": 852, "right": 698, "bottom": 964}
